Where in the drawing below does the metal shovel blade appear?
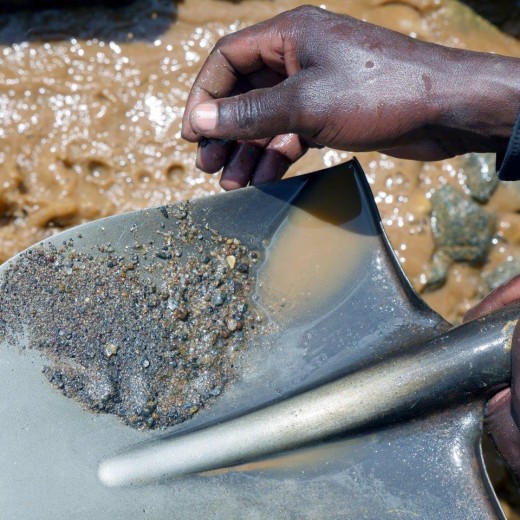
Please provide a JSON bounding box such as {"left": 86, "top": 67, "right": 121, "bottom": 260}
{"left": 0, "top": 160, "right": 510, "bottom": 519}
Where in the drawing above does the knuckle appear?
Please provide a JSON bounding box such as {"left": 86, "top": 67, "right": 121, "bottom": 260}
{"left": 212, "top": 32, "right": 235, "bottom": 53}
{"left": 287, "top": 4, "right": 326, "bottom": 26}
{"left": 234, "top": 96, "right": 262, "bottom": 130}
{"left": 291, "top": 4, "right": 321, "bottom": 16}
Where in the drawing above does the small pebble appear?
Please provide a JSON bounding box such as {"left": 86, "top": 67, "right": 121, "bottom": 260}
{"left": 104, "top": 343, "right": 118, "bottom": 358}
{"left": 237, "top": 263, "right": 249, "bottom": 274}
{"left": 226, "top": 318, "right": 238, "bottom": 332}
{"left": 226, "top": 255, "right": 236, "bottom": 269}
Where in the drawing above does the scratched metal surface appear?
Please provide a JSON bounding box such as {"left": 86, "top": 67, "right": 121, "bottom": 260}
{"left": 0, "top": 161, "right": 506, "bottom": 518}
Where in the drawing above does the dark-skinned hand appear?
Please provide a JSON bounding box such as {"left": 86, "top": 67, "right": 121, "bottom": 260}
{"left": 182, "top": 5, "right": 520, "bottom": 190}
{"left": 465, "top": 278, "right": 520, "bottom": 480}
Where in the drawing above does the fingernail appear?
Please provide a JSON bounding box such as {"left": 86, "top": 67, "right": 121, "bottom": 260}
{"left": 191, "top": 103, "right": 218, "bottom": 133}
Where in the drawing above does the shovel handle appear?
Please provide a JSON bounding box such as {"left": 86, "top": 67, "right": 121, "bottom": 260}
{"left": 98, "top": 302, "right": 520, "bottom": 487}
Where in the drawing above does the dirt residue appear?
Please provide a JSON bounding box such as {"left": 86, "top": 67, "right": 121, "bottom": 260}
{"left": 0, "top": 201, "right": 263, "bottom": 429}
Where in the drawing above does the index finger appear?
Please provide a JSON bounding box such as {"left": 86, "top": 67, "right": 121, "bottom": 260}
{"left": 181, "top": 14, "right": 290, "bottom": 142}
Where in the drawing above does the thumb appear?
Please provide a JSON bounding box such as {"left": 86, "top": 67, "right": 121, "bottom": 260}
{"left": 189, "top": 80, "right": 306, "bottom": 141}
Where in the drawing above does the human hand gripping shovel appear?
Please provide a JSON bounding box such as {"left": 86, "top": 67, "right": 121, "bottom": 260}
{"left": 0, "top": 159, "right": 516, "bottom": 519}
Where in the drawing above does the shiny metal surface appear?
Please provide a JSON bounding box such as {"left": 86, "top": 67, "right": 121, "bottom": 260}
{"left": 0, "top": 160, "right": 509, "bottom": 519}
{"left": 99, "top": 304, "right": 519, "bottom": 487}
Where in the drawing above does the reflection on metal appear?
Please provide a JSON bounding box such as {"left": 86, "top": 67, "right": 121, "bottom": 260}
{"left": 99, "top": 302, "right": 519, "bottom": 487}
{"left": 257, "top": 165, "right": 373, "bottom": 326}
{"left": 0, "top": 160, "right": 511, "bottom": 519}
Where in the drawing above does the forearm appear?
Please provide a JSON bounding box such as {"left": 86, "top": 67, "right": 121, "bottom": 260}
{"left": 431, "top": 48, "right": 520, "bottom": 156}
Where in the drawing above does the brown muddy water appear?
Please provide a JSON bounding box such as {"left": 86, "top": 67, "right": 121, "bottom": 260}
{"left": 1, "top": 0, "right": 520, "bottom": 516}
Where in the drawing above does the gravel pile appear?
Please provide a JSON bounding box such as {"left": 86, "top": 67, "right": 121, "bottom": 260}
{"left": 0, "top": 202, "right": 263, "bottom": 429}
